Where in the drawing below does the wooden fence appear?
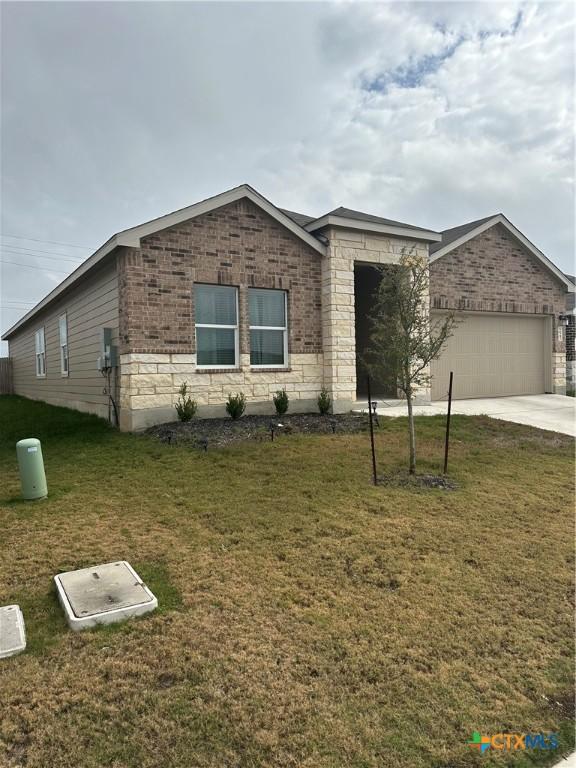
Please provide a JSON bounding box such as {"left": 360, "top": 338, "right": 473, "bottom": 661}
{"left": 0, "top": 358, "right": 13, "bottom": 394}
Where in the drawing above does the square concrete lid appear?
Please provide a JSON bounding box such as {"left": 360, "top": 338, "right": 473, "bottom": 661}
{"left": 0, "top": 605, "right": 26, "bottom": 659}
{"left": 57, "top": 561, "right": 154, "bottom": 618}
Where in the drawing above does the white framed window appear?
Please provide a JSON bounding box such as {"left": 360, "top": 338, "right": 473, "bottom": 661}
{"left": 194, "top": 284, "right": 239, "bottom": 368}
{"left": 35, "top": 327, "right": 46, "bottom": 378}
{"left": 249, "top": 288, "right": 288, "bottom": 368}
{"left": 59, "top": 313, "right": 69, "bottom": 376}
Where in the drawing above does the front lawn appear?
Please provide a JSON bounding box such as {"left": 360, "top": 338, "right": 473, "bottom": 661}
{"left": 0, "top": 395, "right": 574, "bottom": 768}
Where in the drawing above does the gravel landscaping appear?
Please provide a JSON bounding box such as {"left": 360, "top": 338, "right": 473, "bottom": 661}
{"left": 146, "top": 412, "right": 372, "bottom": 448}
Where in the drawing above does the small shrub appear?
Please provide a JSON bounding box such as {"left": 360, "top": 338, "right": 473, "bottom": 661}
{"left": 273, "top": 388, "right": 289, "bottom": 416}
{"left": 317, "top": 387, "right": 332, "bottom": 415}
{"left": 226, "top": 392, "right": 246, "bottom": 420}
{"left": 175, "top": 382, "right": 197, "bottom": 422}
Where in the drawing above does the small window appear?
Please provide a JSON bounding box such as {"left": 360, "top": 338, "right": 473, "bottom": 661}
{"left": 59, "top": 313, "right": 69, "bottom": 375}
{"left": 35, "top": 328, "right": 46, "bottom": 377}
{"left": 249, "top": 289, "right": 288, "bottom": 367}
{"left": 194, "top": 284, "right": 238, "bottom": 368}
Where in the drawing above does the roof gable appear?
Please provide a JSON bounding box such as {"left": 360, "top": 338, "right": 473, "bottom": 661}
{"left": 430, "top": 214, "right": 573, "bottom": 291}
{"left": 2, "top": 185, "right": 325, "bottom": 340}
{"left": 117, "top": 185, "right": 325, "bottom": 255}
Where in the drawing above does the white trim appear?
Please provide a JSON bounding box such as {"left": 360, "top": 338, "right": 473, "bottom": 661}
{"left": 34, "top": 327, "right": 46, "bottom": 378}
{"left": 2, "top": 184, "right": 326, "bottom": 341}
{"left": 305, "top": 214, "right": 441, "bottom": 242}
{"left": 430, "top": 214, "right": 574, "bottom": 290}
{"left": 195, "top": 284, "right": 239, "bottom": 370}
{"left": 117, "top": 185, "right": 326, "bottom": 255}
{"left": 59, "top": 312, "right": 69, "bottom": 376}
{"left": 248, "top": 289, "right": 289, "bottom": 368}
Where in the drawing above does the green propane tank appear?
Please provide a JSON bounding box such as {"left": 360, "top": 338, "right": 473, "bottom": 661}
{"left": 16, "top": 438, "right": 48, "bottom": 500}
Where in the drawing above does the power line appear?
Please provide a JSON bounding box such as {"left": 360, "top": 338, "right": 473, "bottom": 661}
{"left": 0, "top": 244, "right": 84, "bottom": 262}
{"left": 1, "top": 233, "right": 95, "bottom": 250}
{"left": 4, "top": 297, "right": 38, "bottom": 303}
{"left": 0, "top": 247, "right": 82, "bottom": 264}
{"left": 0, "top": 259, "right": 72, "bottom": 274}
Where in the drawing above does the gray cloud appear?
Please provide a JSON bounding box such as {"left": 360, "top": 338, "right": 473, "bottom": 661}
{"left": 1, "top": 1, "right": 574, "bottom": 352}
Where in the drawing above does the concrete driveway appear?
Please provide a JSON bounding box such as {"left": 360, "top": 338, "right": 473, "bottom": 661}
{"left": 356, "top": 394, "right": 576, "bottom": 437}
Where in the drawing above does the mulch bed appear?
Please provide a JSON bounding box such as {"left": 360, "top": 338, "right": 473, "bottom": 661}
{"left": 146, "top": 412, "right": 372, "bottom": 448}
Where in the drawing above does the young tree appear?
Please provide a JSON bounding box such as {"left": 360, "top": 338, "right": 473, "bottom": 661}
{"left": 365, "top": 250, "right": 455, "bottom": 475}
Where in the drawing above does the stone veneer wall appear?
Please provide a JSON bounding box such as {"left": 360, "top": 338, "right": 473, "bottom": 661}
{"left": 430, "top": 223, "right": 568, "bottom": 394}
{"left": 117, "top": 198, "right": 324, "bottom": 430}
{"left": 119, "top": 352, "right": 323, "bottom": 430}
{"left": 321, "top": 228, "right": 430, "bottom": 410}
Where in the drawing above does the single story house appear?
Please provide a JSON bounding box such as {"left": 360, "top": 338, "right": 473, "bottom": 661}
{"left": 2, "top": 184, "right": 573, "bottom": 430}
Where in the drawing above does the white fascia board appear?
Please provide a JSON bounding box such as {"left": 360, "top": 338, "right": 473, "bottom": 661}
{"left": 2, "top": 184, "right": 326, "bottom": 340}
{"left": 305, "top": 214, "right": 442, "bottom": 242}
{"left": 116, "top": 185, "right": 326, "bottom": 255}
{"left": 431, "top": 214, "right": 574, "bottom": 291}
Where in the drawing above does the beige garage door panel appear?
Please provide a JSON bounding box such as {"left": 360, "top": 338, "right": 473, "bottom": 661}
{"left": 431, "top": 313, "right": 547, "bottom": 400}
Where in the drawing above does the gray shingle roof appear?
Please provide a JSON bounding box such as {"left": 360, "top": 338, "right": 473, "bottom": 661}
{"left": 429, "top": 215, "right": 498, "bottom": 255}
{"left": 323, "top": 206, "right": 433, "bottom": 232}
{"left": 278, "top": 208, "right": 317, "bottom": 228}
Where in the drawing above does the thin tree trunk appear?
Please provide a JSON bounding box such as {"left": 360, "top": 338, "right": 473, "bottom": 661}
{"left": 406, "top": 388, "right": 416, "bottom": 475}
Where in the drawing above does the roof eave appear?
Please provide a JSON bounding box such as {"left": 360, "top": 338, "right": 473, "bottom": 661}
{"left": 2, "top": 184, "right": 327, "bottom": 341}
{"left": 115, "top": 184, "right": 326, "bottom": 256}
{"left": 2, "top": 237, "right": 120, "bottom": 340}
{"left": 305, "top": 215, "right": 441, "bottom": 242}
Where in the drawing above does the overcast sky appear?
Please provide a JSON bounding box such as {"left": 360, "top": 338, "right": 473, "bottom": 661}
{"left": 1, "top": 1, "right": 574, "bottom": 352}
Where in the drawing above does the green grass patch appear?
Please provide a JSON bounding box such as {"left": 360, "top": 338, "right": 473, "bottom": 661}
{"left": 0, "top": 395, "right": 573, "bottom": 768}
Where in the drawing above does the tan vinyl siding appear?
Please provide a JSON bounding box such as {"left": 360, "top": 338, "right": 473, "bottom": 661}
{"left": 8, "top": 260, "right": 119, "bottom": 419}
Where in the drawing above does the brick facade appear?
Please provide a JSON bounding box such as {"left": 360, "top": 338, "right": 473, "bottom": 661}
{"left": 116, "top": 211, "right": 568, "bottom": 428}
{"left": 118, "top": 198, "right": 322, "bottom": 355}
{"left": 430, "top": 223, "right": 566, "bottom": 350}
{"left": 117, "top": 199, "right": 324, "bottom": 428}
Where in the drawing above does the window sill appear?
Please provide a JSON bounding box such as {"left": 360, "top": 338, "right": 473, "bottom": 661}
{"left": 250, "top": 367, "right": 291, "bottom": 373}
{"left": 196, "top": 368, "right": 242, "bottom": 374}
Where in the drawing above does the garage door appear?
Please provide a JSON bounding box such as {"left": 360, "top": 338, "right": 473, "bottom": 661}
{"left": 431, "top": 312, "right": 548, "bottom": 400}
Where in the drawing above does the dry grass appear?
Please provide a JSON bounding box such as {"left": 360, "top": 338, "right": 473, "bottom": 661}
{"left": 0, "top": 395, "right": 574, "bottom": 768}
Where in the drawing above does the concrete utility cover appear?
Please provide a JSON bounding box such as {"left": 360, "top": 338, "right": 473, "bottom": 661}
{"left": 0, "top": 605, "right": 26, "bottom": 659}
{"left": 54, "top": 561, "right": 157, "bottom": 631}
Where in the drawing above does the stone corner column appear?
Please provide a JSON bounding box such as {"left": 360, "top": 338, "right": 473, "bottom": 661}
{"left": 321, "top": 242, "right": 357, "bottom": 412}
{"left": 552, "top": 315, "right": 567, "bottom": 394}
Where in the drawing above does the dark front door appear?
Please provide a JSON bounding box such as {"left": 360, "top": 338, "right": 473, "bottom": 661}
{"left": 354, "top": 264, "right": 397, "bottom": 398}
